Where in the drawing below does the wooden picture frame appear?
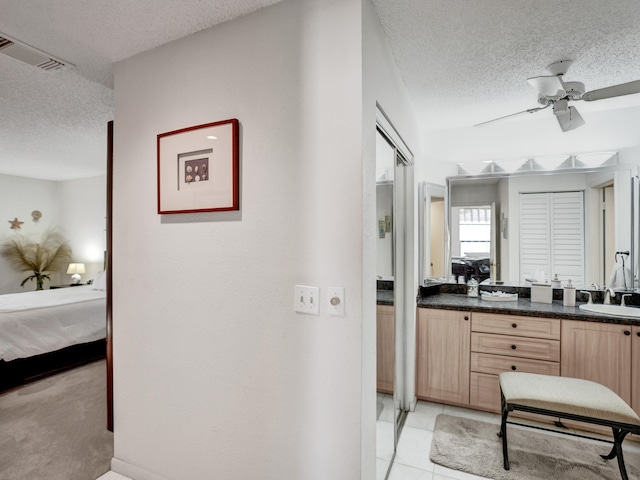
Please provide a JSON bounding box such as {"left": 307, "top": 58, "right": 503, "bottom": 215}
{"left": 157, "top": 118, "right": 239, "bottom": 214}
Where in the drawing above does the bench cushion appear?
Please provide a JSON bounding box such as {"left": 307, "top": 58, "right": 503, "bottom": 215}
{"left": 499, "top": 372, "right": 640, "bottom": 427}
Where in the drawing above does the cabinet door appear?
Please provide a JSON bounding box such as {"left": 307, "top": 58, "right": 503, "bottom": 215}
{"left": 376, "top": 305, "right": 394, "bottom": 394}
{"left": 633, "top": 326, "right": 640, "bottom": 414}
{"left": 561, "top": 320, "right": 632, "bottom": 403}
{"left": 416, "top": 308, "right": 470, "bottom": 404}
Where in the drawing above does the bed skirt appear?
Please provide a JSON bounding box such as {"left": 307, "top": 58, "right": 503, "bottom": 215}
{"left": 0, "top": 339, "right": 106, "bottom": 393}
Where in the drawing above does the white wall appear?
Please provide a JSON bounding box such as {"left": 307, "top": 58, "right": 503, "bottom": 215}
{"left": 0, "top": 174, "right": 105, "bottom": 293}
{"left": 58, "top": 175, "right": 107, "bottom": 281}
{"left": 112, "top": 1, "right": 366, "bottom": 479}
{"left": 0, "top": 174, "right": 60, "bottom": 293}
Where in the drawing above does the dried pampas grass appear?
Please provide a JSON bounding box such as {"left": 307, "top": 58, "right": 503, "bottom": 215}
{"left": 0, "top": 229, "right": 72, "bottom": 290}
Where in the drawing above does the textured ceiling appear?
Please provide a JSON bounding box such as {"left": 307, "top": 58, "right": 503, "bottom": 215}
{"left": 2, "top": 0, "right": 640, "bottom": 180}
{"left": 0, "top": 0, "right": 283, "bottom": 180}
{"left": 372, "top": 0, "right": 640, "bottom": 162}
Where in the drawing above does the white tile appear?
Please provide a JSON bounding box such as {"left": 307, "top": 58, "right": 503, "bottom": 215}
{"left": 393, "top": 425, "right": 435, "bottom": 471}
{"left": 377, "top": 419, "right": 396, "bottom": 460}
{"left": 404, "top": 401, "right": 444, "bottom": 431}
{"left": 377, "top": 458, "right": 393, "bottom": 480}
{"left": 379, "top": 394, "right": 397, "bottom": 422}
{"left": 387, "top": 462, "right": 434, "bottom": 480}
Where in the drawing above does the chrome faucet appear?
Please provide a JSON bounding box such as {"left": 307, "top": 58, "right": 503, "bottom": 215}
{"left": 591, "top": 283, "right": 601, "bottom": 291}
{"left": 604, "top": 288, "right": 616, "bottom": 305}
{"left": 580, "top": 290, "right": 594, "bottom": 304}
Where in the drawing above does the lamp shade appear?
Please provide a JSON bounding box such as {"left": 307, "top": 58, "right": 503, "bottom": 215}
{"left": 66, "top": 263, "right": 86, "bottom": 274}
{"left": 66, "top": 263, "right": 86, "bottom": 285}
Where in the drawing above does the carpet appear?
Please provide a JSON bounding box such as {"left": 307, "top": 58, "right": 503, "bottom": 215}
{"left": 0, "top": 360, "right": 113, "bottom": 480}
{"left": 429, "top": 414, "right": 640, "bottom": 480}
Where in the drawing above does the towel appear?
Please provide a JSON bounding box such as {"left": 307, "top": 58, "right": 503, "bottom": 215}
{"left": 608, "top": 258, "right": 632, "bottom": 289}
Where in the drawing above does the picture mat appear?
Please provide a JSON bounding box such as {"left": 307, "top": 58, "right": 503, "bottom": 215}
{"left": 159, "top": 122, "right": 235, "bottom": 212}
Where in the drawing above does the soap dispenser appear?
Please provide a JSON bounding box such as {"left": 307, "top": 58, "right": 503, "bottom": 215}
{"left": 551, "top": 274, "right": 562, "bottom": 289}
{"left": 467, "top": 277, "right": 479, "bottom": 297}
{"left": 563, "top": 279, "right": 576, "bottom": 307}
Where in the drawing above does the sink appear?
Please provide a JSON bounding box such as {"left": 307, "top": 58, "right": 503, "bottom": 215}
{"left": 579, "top": 303, "right": 640, "bottom": 319}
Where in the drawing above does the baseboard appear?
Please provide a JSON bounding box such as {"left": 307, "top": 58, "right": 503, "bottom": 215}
{"left": 111, "top": 457, "right": 169, "bottom": 480}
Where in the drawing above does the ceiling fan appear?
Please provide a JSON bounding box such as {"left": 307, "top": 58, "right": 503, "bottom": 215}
{"left": 475, "top": 60, "right": 640, "bottom": 132}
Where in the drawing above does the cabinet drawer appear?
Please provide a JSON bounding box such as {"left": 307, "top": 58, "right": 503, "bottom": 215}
{"left": 470, "top": 373, "right": 560, "bottom": 425}
{"left": 472, "top": 312, "right": 560, "bottom": 339}
{"left": 470, "top": 372, "right": 501, "bottom": 412}
{"left": 471, "top": 352, "right": 559, "bottom": 376}
{"left": 471, "top": 332, "right": 560, "bottom": 361}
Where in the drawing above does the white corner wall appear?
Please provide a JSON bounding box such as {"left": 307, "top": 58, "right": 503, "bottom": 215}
{"left": 111, "top": 1, "right": 366, "bottom": 479}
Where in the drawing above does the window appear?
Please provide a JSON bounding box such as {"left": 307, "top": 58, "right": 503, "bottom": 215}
{"left": 457, "top": 207, "right": 492, "bottom": 256}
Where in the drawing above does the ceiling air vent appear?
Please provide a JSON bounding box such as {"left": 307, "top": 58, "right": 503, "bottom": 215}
{"left": 0, "top": 32, "right": 73, "bottom": 71}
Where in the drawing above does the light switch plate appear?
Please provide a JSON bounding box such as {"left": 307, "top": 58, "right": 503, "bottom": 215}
{"left": 294, "top": 285, "right": 319, "bottom": 314}
{"left": 327, "top": 287, "right": 345, "bottom": 316}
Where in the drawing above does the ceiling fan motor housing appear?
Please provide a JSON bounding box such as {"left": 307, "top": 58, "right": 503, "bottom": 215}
{"left": 563, "top": 81, "right": 585, "bottom": 100}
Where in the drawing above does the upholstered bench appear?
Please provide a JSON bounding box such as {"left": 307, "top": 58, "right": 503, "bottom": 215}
{"left": 499, "top": 372, "right": 640, "bottom": 480}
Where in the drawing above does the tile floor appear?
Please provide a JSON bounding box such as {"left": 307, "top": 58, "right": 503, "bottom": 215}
{"left": 98, "top": 398, "right": 640, "bottom": 480}
{"left": 378, "top": 399, "right": 640, "bottom": 480}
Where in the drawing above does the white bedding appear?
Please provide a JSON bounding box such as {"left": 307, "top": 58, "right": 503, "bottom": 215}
{"left": 0, "top": 285, "right": 106, "bottom": 362}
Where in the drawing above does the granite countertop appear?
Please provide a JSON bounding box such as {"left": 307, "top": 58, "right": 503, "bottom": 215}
{"left": 418, "top": 292, "right": 640, "bottom": 326}
{"left": 377, "top": 289, "right": 394, "bottom": 306}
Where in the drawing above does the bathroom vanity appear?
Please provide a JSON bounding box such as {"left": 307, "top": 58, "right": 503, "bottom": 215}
{"left": 416, "top": 287, "right": 640, "bottom": 425}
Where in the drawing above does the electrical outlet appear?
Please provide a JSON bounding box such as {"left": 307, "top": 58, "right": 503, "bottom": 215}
{"left": 294, "top": 285, "right": 319, "bottom": 314}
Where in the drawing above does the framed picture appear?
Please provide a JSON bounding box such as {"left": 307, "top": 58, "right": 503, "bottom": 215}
{"left": 157, "top": 118, "right": 239, "bottom": 214}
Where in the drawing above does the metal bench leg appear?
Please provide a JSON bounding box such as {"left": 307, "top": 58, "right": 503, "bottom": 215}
{"left": 497, "top": 390, "right": 510, "bottom": 470}
{"left": 600, "top": 428, "right": 630, "bottom": 480}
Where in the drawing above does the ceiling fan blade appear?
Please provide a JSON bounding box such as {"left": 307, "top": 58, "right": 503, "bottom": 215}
{"left": 527, "top": 75, "right": 566, "bottom": 97}
{"left": 582, "top": 79, "right": 640, "bottom": 102}
{"left": 555, "top": 106, "right": 585, "bottom": 132}
{"left": 474, "top": 105, "right": 549, "bottom": 127}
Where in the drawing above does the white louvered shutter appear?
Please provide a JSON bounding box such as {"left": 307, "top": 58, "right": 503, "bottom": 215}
{"left": 519, "top": 191, "right": 584, "bottom": 285}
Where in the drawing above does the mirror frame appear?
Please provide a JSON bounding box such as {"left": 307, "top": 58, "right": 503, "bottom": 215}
{"left": 419, "top": 182, "right": 447, "bottom": 285}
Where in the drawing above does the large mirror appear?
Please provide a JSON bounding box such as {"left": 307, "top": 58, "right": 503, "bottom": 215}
{"left": 422, "top": 161, "right": 639, "bottom": 290}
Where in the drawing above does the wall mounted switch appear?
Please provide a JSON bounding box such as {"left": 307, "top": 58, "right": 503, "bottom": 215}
{"left": 294, "top": 285, "right": 319, "bottom": 314}
{"left": 327, "top": 287, "right": 345, "bottom": 316}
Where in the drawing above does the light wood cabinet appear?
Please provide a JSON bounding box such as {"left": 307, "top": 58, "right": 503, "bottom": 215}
{"left": 561, "top": 320, "right": 632, "bottom": 404}
{"left": 469, "top": 313, "right": 560, "bottom": 413}
{"left": 416, "top": 308, "right": 470, "bottom": 404}
{"left": 633, "top": 326, "right": 640, "bottom": 414}
{"left": 376, "top": 305, "right": 394, "bottom": 394}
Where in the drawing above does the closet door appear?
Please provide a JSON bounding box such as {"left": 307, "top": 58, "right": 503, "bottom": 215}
{"left": 519, "top": 191, "right": 584, "bottom": 285}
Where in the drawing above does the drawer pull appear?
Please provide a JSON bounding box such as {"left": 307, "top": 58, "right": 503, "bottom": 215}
{"left": 637, "top": 332, "right": 640, "bottom": 337}
{"left": 511, "top": 365, "right": 517, "bottom": 371}
{"left": 625, "top": 331, "right": 631, "bottom": 336}
{"left": 511, "top": 345, "right": 517, "bottom": 350}
{"left": 512, "top": 323, "right": 517, "bottom": 328}
{"left": 464, "top": 316, "right": 469, "bottom": 321}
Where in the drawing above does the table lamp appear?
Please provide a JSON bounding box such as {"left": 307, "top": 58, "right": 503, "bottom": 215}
{"left": 67, "top": 263, "right": 86, "bottom": 285}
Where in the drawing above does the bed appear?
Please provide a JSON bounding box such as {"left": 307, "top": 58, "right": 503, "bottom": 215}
{"left": 0, "top": 284, "right": 106, "bottom": 392}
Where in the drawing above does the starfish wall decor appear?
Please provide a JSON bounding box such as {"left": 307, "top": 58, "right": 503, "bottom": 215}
{"left": 9, "top": 218, "right": 24, "bottom": 230}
